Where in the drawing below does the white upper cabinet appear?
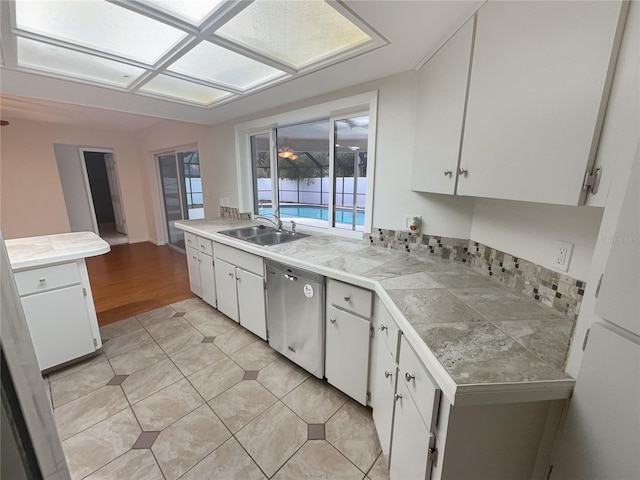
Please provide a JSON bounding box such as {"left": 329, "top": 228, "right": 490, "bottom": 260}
{"left": 412, "top": 17, "right": 475, "bottom": 195}
{"left": 594, "top": 144, "right": 640, "bottom": 336}
{"left": 457, "top": 1, "right": 626, "bottom": 205}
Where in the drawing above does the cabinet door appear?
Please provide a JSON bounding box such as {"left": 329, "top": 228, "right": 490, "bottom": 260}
{"left": 237, "top": 268, "right": 267, "bottom": 341}
{"left": 370, "top": 335, "right": 398, "bottom": 462}
{"left": 390, "top": 379, "right": 435, "bottom": 480}
{"left": 214, "top": 258, "right": 239, "bottom": 323}
{"left": 186, "top": 246, "right": 202, "bottom": 297}
{"left": 458, "top": 1, "right": 626, "bottom": 205}
{"left": 199, "top": 252, "right": 217, "bottom": 308}
{"left": 21, "top": 285, "right": 96, "bottom": 370}
{"left": 594, "top": 147, "right": 639, "bottom": 335}
{"left": 411, "top": 16, "right": 475, "bottom": 195}
{"left": 326, "top": 306, "right": 370, "bottom": 405}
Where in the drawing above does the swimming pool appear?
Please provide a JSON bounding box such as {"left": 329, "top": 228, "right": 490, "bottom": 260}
{"left": 259, "top": 205, "right": 364, "bottom": 226}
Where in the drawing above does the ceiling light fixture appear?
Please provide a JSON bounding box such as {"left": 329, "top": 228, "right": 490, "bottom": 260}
{"left": 278, "top": 147, "right": 298, "bottom": 160}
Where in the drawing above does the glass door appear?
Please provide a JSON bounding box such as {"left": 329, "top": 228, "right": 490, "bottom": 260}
{"left": 157, "top": 148, "right": 202, "bottom": 250}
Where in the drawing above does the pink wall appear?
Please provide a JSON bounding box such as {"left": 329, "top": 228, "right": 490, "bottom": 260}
{"left": 0, "top": 119, "right": 151, "bottom": 241}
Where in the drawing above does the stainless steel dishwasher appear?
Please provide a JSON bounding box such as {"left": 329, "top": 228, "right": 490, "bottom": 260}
{"left": 266, "top": 260, "right": 325, "bottom": 378}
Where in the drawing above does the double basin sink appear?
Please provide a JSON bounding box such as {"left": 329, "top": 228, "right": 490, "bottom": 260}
{"left": 218, "top": 225, "right": 309, "bottom": 246}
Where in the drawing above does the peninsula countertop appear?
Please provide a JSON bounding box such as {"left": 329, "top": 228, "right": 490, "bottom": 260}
{"left": 5, "top": 232, "right": 111, "bottom": 270}
{"left": 176, "top": 218, "right": 574, "bottom": 405}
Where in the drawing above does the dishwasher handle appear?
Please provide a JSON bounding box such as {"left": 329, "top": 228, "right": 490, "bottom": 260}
{"left": 284, "top": 274, "right": 298, "bottom": 281}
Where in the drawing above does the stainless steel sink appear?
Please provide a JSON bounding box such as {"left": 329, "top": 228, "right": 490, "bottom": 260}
{"left": 218, "top": 226, "right": 308, "bottom": 246}
{"left": 221, "top": 225, "right": 277, "bottom": 238}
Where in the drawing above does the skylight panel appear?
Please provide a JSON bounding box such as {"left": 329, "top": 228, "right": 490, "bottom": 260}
{"left": 17, "top": 37, "right": 145, "bottom": 88}
{"left": 215, "top": 0, "right": 371, "bottom": 68}
{"left": 167, "top": 41, "right": 286, "bottom": 90}
{"left": 139, "top": 74, "right": 232, "bottom": 105}
{"left": 14, "top": 0, "right": 186, "bottom": 64}
{"left": 138, "top": 0, "right": 224, "bottom": 26}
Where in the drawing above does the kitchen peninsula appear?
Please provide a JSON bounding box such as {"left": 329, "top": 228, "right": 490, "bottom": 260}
{"left": 177, "top": 218, "right": 574, "bottom": 480}
{"left": 6, "top": 231, "right": 110, "bottom": 371}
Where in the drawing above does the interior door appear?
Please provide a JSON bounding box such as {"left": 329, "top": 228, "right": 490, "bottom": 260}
{"left": 103, "top": 153, "right": 127, "bottom": 234}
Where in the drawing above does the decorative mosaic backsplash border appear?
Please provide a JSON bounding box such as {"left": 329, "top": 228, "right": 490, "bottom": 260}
{"left": 220, "top": 206, "right": 251, "bottom": 220}
{"left": 466, "top": 242, "right": 585, "bottom": 320}
{"left": 366, "top": 228, "right": 469, "bottom": 262}
{"left": 365, "top": 228, "right": 585, "bottom": 320}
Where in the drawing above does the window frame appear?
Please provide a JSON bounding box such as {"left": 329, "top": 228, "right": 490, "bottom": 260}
{"left": 235, "top": 91, "right": 378, "bottom": 237}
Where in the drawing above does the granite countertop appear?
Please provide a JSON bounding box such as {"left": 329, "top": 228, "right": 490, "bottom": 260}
{"left": 177, "top": 218, "right": 574, "bottom": 404}
{"left": 6, "top": 232, "right": 111, "bottom": 270}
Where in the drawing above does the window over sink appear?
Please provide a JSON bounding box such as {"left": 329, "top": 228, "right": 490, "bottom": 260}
{"left": 238, "top": 91, "right": 377, "bottom": 237}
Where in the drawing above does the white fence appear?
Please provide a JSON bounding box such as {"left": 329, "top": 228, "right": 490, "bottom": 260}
{"left": 257, "top": 177, "right": 366, "bottom": 208}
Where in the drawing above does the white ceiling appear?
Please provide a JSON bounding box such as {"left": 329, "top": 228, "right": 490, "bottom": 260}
{"left": 0, "top": 1, "right": 484, "bottom": 129}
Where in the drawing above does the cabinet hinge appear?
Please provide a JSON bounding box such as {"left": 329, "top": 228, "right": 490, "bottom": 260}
{"left": 428, "top": 446, "right": 438, "bottom": 465}
{"left": 595, "top": 273, "right": 603, "bottom": 298}
{"left": 369, "top": 325, "right": 375, "bottom": 338}
{"left": 582, "top": 166, "right": 602, "bottom": 195}
{"left": 582, "top": 328, "right": 591, "bottom": 351}
{"left": 82, "top": 287, "right": 87, "bottom": 297}
{"left": 93, "top": 338, "right": 98, "bottom": 348}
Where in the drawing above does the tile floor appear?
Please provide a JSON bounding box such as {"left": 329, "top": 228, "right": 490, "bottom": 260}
{"left": 44, "top": 297, "right": 389, "bottom": 480}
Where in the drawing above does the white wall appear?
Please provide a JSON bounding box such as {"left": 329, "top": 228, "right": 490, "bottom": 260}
{"left": 0, "top": 119, "right": 149, "bottom": 241}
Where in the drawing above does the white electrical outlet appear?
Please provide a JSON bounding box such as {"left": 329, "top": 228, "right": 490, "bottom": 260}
{"left": 554, "top": 241, "right": 574, "bottom": 272}
{"left": 404, "top": 215, "right": 421, "bottom": 232}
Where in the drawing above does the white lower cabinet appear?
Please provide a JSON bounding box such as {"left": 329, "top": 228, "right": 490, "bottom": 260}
{"left": 186, "top": 246, "right": 202, "bottom": 297}
{"left": 185, "top": 233, "right": 217, "bottom": 308}
{"left": 15, "top": 260, "right": 101, "bottom": 371}
{"left": 370, "top": 334, "right": 398, "bottom": 461}
{"left": 369, "top": 298, "right": 567, "bottom": 480}
{"left": 214, "top": 243, "right": 267, "bottom": 340}
{"left": 325, "top": 279, "right": 372, "bottom": 405}
{"left": 391, "top": 378, "right": 436, "bottom": 480}
{"left": 326, "top": 305, "right": 371, "bottom": 405}
{"left": 236, "top": 267, "right": 267, "bottom": 340}
{"left": 214, "top": 258, "right": 240, "bottom": 323}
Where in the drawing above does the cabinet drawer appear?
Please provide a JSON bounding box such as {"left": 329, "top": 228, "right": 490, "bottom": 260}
{"left": 184, "top": 232, "right": 197, "bottom": 249}
{"left": 214, "top": 242, "right": 263, "bottom": 276}
{"left": 197, "top": 236, "right": 213, "bottom": 256}
{"left": 374, "top": 300, "right": 400, "bottom": 361}
{"left": 15, "top": 262, "right": 81, "bottom": 296}
{"left": 327, "top": 279, "right": 372, "bottom": 318}
{"left": 398, "top": 335, "right": 441, "bottom": 432}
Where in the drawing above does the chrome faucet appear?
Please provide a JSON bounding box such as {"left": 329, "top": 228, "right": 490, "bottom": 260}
{"left": 290, "top": 220, "right": 297, "bottom": 235}
{"left": 255, "top": 213, "right": 283, "bottom": 231}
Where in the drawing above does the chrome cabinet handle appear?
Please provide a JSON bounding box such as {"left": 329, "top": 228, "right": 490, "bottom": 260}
{"left": 379, "top": 324, "right": 388, "bottom": 332}
{"left": 444, "top": 169, "right": 452, "bottom": 176}
{"left": 39, "top": 278, "right": 46, "bottom": 283}
{"left": 394, "top": 393, "right": 402, "bottom": 401}
{"left": 200, "top": 244, "right": 205, "bottom": 249}
{"left": 284, "top": 274, "right": 298, "bottom": 281}
{"left": 384, "top": 370, "right": 392, "bottom": 378}
{"left": 228, "top": 272, "right": 234, "bottom": 277}
{"left": 344, "top": 296, "right": 351, "bottom": 302}
{"left": 198, "top": 259, "right": 202, "bottom": 263}
{"left": 192, "top": 256, "right": 197, "bottom": 260}
{"left": 459, "top": 167, "right": 468, "bottom": 176}
{"left": 330, "top": 318, "right": 337, "bottom": 324}
{"left": 405, "top": 372, "right": 416, "bottom": 382}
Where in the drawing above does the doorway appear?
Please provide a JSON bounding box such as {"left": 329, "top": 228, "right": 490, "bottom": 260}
{"left": 155, "top": 148, "right": 203, "bottom": 251}
{"left": 82, "top": 150, "right": 128, "bottom": 245}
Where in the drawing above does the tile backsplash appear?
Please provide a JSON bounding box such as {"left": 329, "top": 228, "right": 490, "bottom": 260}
{"left": 366, "top": 228, "right": 585, "bottom": 320}
{"left": 220, "top": 206, "right": 251, "bottom": 220}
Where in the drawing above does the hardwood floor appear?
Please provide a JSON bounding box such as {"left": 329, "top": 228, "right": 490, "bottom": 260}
{"left": 86, "top": 242, "right": 194, "bottom": 326}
